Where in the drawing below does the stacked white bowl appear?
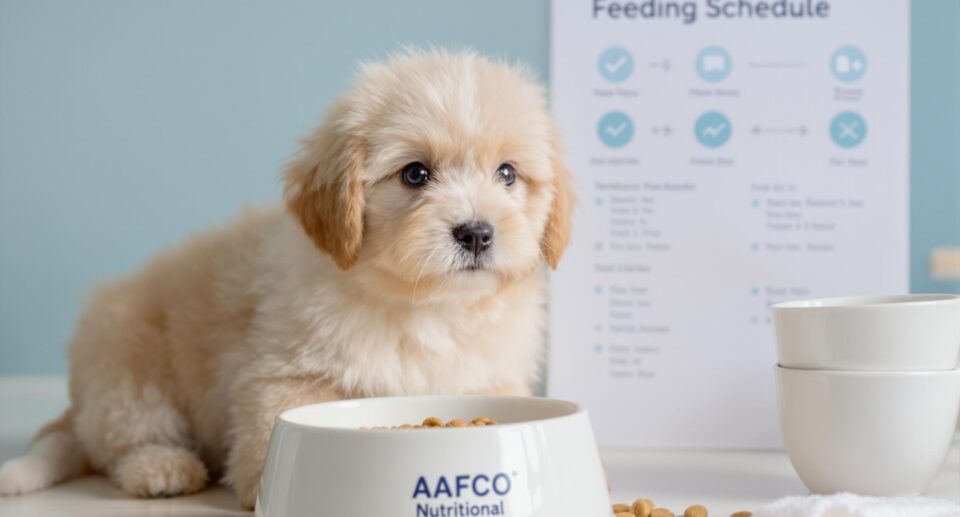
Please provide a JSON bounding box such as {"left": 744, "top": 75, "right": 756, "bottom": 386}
{"left": 772, "top": 294, "right": 960, "bottom": 496}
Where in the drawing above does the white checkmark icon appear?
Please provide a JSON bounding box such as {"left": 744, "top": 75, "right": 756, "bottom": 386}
{"left": 605, "top": 122, "right": 628, "bottom": 137}
{"left": 604, "top": 56, "right": 628, "bottom": 74}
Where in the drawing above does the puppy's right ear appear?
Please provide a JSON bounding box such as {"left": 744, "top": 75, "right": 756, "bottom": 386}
{"left": 283, "top": 101, "right": 366, "bottom": 270}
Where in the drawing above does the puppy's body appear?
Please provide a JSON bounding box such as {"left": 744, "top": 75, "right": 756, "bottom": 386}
{"left": 69, "top": 206, "right": 544, "bottom": 502}
{"left": 0, "top": 50, "right": 572, "bottom": 508}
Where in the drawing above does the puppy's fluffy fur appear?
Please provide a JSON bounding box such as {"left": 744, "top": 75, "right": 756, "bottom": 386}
{"left": 0, "top": 49, "right": 573, "bottom": 508}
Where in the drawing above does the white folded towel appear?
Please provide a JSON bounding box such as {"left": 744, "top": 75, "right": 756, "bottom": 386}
{"left": 754, "top": 493, "right": 960, "bottom": 517}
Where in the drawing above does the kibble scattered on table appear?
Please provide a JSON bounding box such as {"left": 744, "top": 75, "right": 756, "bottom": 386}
{"left": 361, "top": 416, "right": 498, "bottom": 430}
{"left": 632, "top": 499, "right": 654, "bottom": 516}
{"left": 612, "top": 498, "right": 751, "bottom": 517}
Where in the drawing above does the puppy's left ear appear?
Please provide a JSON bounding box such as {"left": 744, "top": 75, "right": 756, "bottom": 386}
{"left": 283, "top": 100, "right": 366, "bottom": 270}
{"left": 541, "top": 134, "right": 575, "bottom": 269}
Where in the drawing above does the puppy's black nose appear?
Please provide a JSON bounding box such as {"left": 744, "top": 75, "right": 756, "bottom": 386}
{"left": 452, "top": 221, "right": 494, "bottom": 255}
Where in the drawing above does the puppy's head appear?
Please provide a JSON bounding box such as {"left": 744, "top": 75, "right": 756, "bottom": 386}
{"left": 284, "top": 49, "right": 573, "bottom": 300}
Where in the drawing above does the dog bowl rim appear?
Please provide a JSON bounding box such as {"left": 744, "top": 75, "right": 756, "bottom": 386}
{"left": 275, "top": 394, "right": 586, "bottom": 434}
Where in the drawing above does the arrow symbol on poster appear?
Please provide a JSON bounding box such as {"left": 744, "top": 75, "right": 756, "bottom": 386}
{"left": 650, "top": 124, "right": 673, "bottom": 136}
{"left": 648, "top": 59, "right": 671, "bottom": 71}
{"left": 751, "top": 125, "right": 808, "bottom": 136}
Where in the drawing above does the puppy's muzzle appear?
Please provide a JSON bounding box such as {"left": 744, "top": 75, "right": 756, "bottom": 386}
{"left": 452, "top": 221, "right": 494, "bottom": 256}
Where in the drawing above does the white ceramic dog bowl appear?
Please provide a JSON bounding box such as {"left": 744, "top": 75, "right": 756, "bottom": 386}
{"left": 772, "top": 294, "right": 960, "bottom": 370}
{"left": 776, "top": 365, "right": 960, "bottom": 496}
{"left": 255, "top": 395, "right": 610, "bottom": 517}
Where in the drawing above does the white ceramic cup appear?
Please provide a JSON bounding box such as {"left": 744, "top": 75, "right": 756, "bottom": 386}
{"left": 255, "top": 395, "right": 610, "bottom": 517}
{"left": 776, "top": 365, "right": 960, "bottom": 496}
{"left": 772, "top": 294, "right": 960, "bottom": 371}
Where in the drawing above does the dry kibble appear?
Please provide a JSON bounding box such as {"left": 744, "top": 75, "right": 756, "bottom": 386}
{"left": 612, "top": 496, "right": 739, "bottom": 517}
{"left": 422, "top": 416, "right": 444, "bottom": 427}
{"left": 632, "top": 498, "right": 654, "bottom": 517}
{"left": 361, "top": 417, "right": 497, "bottom": 430}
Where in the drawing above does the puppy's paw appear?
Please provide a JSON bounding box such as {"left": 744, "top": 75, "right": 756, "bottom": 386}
{"left": 0, "top": 456, "right": 54, "bottom": 496}
{"left": 113, "top": 445, "right": 208, "bottom": 498}
{"left": 225, "top": 432, "right": 268, "bottom": 510}
{"left": 229, "top": 458, "right": 262, "bottom": 510}
{"left": 237, "top": 483, "right": 259, "bottom": 512}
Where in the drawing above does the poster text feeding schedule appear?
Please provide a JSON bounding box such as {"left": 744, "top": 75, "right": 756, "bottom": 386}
{"left": 548, "top": 0, "right": 909, "bottom": 447}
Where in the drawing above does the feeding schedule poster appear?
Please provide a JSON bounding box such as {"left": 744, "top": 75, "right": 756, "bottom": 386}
{"left": 548, "top": 0, "right": 909, "bottom": 448}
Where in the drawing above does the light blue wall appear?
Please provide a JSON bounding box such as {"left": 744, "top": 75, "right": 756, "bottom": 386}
{"left": 0, "top": 0, "right": 550, "bottom": 374}
{"left": 911, "top": 0, "right": 960, "bottom": 294}
{"left": 0, "top": 1, "right": 956, "bottom": 374}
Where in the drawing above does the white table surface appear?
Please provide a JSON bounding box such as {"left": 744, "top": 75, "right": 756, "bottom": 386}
{"left": 1, "top": 376, "right": 958, "bottom": 516}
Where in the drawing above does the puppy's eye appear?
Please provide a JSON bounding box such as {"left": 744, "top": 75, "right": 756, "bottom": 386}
{"left": 496, "top": 163, "right": 516, "bottom": 187}
{"left": 401, "top": 162, "right": 431, "bottom": 188}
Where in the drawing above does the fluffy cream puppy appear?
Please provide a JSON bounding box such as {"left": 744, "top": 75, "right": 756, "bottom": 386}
{"left": 0, "top": 49, "right": 573, "bottom": 509}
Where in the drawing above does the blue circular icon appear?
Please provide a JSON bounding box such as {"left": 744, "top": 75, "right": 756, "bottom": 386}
{"left": 597, "top": 111, "right": 634, "bottom": 148}
{"left": 830, "top": 112, "right": 867, "bottom": 148}
{"left": 598, "top": 47, "right": 634, "bottom": 83}
{"left": 694, "top": 111, "right": 732, "bottom": 148}
{"left": 831, "top": 45, "right": 867, "bottom": 82}
{"left": 696, "top": 46, "right": 732, "bottom": 83}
